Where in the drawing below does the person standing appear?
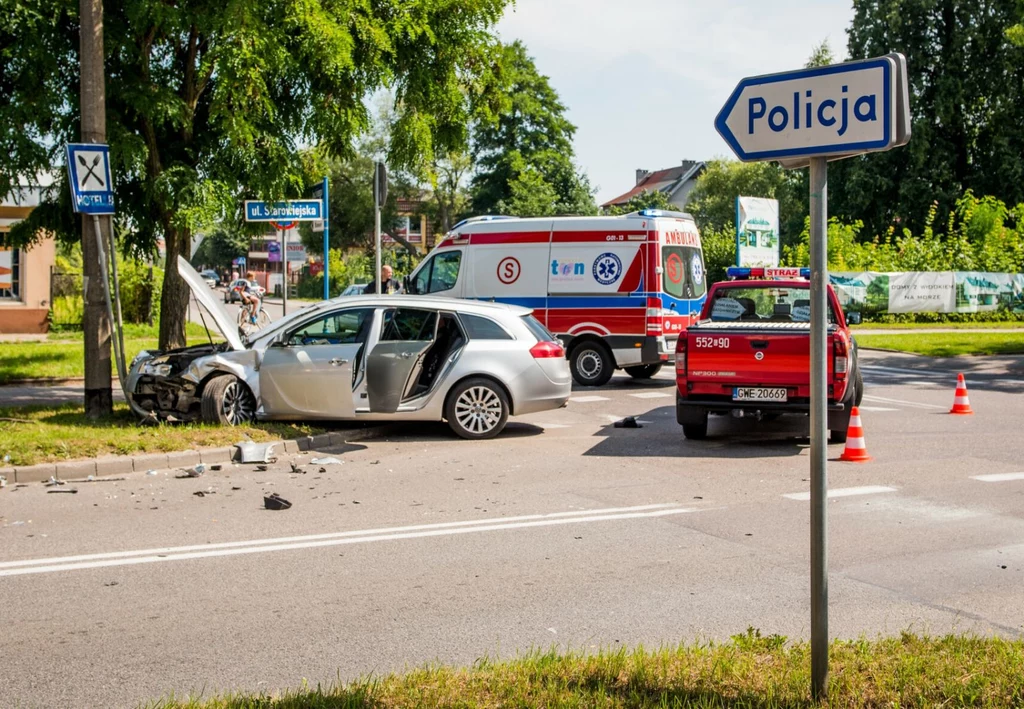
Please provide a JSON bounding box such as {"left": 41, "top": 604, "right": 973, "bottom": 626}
{"left": 365, "top": 264, "right": 399, "bottom": 294}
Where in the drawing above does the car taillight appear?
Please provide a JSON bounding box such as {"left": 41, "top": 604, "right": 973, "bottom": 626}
{"left": 530, "top": 341, "right": 565, "bottom": 359}
{"left": 675, "top": 337, "right": 687, "bottom": 373}
{"left": 833, "top": 336, "right": 848, "bottom": 379}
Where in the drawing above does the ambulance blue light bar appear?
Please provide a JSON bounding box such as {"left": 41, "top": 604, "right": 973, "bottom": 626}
{"left": 727, "top": 267, "right": 811, "bottom": 280}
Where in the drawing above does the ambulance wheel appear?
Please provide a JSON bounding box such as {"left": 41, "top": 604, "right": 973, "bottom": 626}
{"left": 570, "top": 341, "right": 614, "bottom": 387}
{"left": 625, "top": 364, "right": 663, "bottom": 380}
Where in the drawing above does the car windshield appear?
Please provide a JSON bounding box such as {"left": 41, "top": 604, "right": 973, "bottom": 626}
{"left": 708, "top": 286, "right": 835, "bottom": 323}
{"left": 661, "top": 246, "right": 706, "bottom": 300}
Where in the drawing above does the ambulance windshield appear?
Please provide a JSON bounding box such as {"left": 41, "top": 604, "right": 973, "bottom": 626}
{"left": 661, "top": 246, "right": 706, "bottom": 300}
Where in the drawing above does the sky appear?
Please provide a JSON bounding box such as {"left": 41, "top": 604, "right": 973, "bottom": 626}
{"left": 496, "top": 0, "right": 855, "bottom": 204}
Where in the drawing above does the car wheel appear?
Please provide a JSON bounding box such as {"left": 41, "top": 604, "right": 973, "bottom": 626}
{"left": 854, "top": 368, "right": 864, "bottom": 407}
{"left": 682, "top": 420, "right": 708, "bottom": 440}
{"left": 624, "top": 363, "right": 663, "bottom": 379}
{"left": 445, "top": 378, "right": 509, "bottom": 440}
{"left": 201, "top": 375, "right": 256, "bottom": 426}
{"left": 569, "top": 341, "right": 614, "bottom": 387}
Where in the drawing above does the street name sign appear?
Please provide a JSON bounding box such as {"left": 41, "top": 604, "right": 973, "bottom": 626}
{"left": 715, "top": 54, "right": 909, "bottom": 166}
{"left": 244, "top": 200, "right": 323, "bottom": 222}
{"left": 66, "top": 143, "right": 115, "bottom": 214}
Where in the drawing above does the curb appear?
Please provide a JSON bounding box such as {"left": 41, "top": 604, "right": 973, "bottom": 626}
{"left": 2, "top": 425, "right": 392, "bottom": 484}
{"left": 0, "top": 377, "right": 90, "bottom": 388}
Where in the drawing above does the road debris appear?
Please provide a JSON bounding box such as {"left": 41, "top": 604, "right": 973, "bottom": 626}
{"left": 235, "top": 441, "right": 277, "bottom": 464}
{"left": 0, "top": 475, "right": 7, "bottom": 489}
{"left": 193, "top": 490, "right": 215, "bottom": 498}
{"left": 264, "top": 493, "right": 292, "bottom": 511}
{"left": 145, "top": 470, "right": 159, "bottom": 476}
{"left": 69, "top": 476, "right": 126, "bottom": 484}
{"left": 311, "top": 456, "right": 342, "bottom": 466}
{"left": 186, "top": 464, "right": 206, "bottom": 477}
{"left": 47, "top": 488, "right": 78, "bottom": 494}
{"left": 613, "top": 416, "right": 642, "bottom": 428}
{"left": 43, "top": 476, "right": 66, "bottom": 487}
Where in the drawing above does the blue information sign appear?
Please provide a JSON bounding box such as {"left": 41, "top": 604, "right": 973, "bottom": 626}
{"left": 244, "top": 200, "right": 323, "bottom": 222}
{"left": 66, "top": 143, "right": 115, "bottom": 214}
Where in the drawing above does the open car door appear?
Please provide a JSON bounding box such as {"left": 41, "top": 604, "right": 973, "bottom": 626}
{"left": 366, "top": 308, "right": 438, "bottom": 413}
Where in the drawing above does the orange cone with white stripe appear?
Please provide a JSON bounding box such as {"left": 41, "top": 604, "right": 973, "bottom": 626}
{"left": 949, "top": 373, "right": 974, "bottom": 415}
{"left": 838, "top": 406, "right": 872, "bottom": 462}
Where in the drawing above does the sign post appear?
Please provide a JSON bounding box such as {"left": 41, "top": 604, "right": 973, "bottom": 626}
{"left": 716, "top": 54, "right": 909, "bottom": 701}
{"left": 66, "top": 143, "right": 127, "bottom": 400}
{"left": 312, "top": 178, "right": 330, "bottom": 299}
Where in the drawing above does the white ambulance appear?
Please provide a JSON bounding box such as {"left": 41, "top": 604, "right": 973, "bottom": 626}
{"left": 404, "top": 210, "right": 707, "bottom": 386}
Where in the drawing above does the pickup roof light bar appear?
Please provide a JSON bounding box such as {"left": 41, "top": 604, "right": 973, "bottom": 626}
{"left": 727, "top": 267, "right": 811, "bottom": 280}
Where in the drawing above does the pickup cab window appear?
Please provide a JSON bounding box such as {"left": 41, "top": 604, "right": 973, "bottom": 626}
{"left": 708, "top": 287, "right": 836, "bottom": 324}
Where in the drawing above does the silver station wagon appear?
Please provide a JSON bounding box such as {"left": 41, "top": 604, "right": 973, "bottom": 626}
{"left": 125, "top": 258, "right": 571, "bottom": 439}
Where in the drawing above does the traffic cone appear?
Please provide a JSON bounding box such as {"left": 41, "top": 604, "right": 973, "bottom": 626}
{"left": 949, "top": 373, "right": 974, "bottom": 415}
{"left": 838, "top": 406, "right": 872, "bottom": 462}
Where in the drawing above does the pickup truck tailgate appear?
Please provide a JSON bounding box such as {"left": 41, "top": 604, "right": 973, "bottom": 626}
{"left": 687, "top": 322, "right": 833, "bottom": 387}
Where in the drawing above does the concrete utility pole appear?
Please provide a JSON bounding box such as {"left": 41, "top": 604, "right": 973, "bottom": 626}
{"left": 79, "top": 0, "right": 113, "bottom": 418}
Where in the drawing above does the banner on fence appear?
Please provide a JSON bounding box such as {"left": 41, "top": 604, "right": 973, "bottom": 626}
{"left": 830, "top": 271, "right": 1024, "bottom": 314}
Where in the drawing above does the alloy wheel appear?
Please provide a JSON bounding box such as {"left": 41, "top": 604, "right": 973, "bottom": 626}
{"left": 454, "top": 385, "right": 503, "bottom": 435}
{"left": 221, "top": 380, "right": 255, "bottom": 425}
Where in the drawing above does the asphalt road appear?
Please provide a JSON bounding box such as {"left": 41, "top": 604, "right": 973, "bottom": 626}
{"left": 1, "top": 351, "right": 1023, "bottom": 708}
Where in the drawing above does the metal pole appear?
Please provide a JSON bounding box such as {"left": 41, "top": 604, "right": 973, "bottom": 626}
{"left": 808, "top": 155, "right": 829, "bottom": 701}
{"left": 374, "top": 163, "right": 382, "bottom": 294}
{"left": 106, "top": 225, "right": 127, "bottom": 381}
{"left": 281, "top": 226, "right": 287, "bottom": 317}
{"left": 79, "top": 0, "right": 112, "bottom": 418}
{"left": 92, "top": 215, "right": 128, "bottom": 400}
{"left": 322, "top": 176, "right": 330, "bottom": 300}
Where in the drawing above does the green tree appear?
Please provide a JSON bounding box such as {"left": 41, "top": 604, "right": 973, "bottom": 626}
{"left": 470, "top": 41, "right": 596, "bottom": 217}
{"left": 1, "top": 0, "right": 509, "bottom": 350}
{"left": 805, "top": 38, "right": 836, "bottom": 68}
{"left": 831, "top": 0, "right": 1024, "bottom": 238}
{"left": 685, "top": 159, "right": 803, "bottom": 242}
{"left": 191, "top": 226, "right": 247, "bottom": 272}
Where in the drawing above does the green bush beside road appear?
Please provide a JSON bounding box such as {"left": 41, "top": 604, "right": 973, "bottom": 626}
{"left": 150, "top": 632, "right": 1024, "bottom": 708}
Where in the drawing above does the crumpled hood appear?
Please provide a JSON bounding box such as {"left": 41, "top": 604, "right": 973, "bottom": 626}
{"left": 176, "top": 256, "right": 246, "bottom": 351}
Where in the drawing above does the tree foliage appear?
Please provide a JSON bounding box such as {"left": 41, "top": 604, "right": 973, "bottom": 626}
{"left": 0, "top": 0, "right": 510, "bottom": 349}
{"left": 191, "top": 226, "right": 248, "bottom": 272}
{"left": 470, "top": 41, "right": 596, "bottom": 217}
{"left": 685, "top": 160, "right": 805, "bottom": 243}
{"left": 830, "top": 0, "right": 1024, "bottom": 238}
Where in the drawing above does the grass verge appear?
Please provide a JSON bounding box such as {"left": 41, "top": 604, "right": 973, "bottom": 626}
{"left": 856, "top": 331, "right": 1024, "bottom": 357}
{"left": 853, "top": 321, "right": 1024, "bottom": 330}
{"left": 147, "top": 632, "right": 1024, "bottom": 708}
{"left": 0, "top": 404, "right": 325, "bottom": 466}
{"left": 0, "top": 323, "right": 220, "bottom": 384}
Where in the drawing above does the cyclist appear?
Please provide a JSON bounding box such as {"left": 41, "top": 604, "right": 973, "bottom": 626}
{"left": 237, "top": 272, "right": 261, "bottom": 324}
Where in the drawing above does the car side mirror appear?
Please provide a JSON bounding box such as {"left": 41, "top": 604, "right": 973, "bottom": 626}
{"left": 845, "top": 311, "right": 862, "bottom": 325}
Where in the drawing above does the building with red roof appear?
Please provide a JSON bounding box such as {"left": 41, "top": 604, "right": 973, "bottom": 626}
{"left": 601, "top": 160, "right": 706, "bottom": 210}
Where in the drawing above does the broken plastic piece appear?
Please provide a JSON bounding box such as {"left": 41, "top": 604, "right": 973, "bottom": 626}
{"left": 43, "top": 476, "right": 65, "bottom": 487}
{"left": 310, "top": 456, "right": 342, "bottom": 465}
{"left": 613, "top": 416, "right": 642, "bottom": 428}
{"left": 186, "top": 464, "right": 206, "bottom": 477}
{"left": 264, "top": 493, "right": 292, "bottom": 511}
{"left": 47, "top": 488, "right": 78, "bottom": 494}
{"left": 145, "top": 470, "right": 159, "bottom": 476}
{"left": 235, "top": 441, "right": 277, "bottom": 464}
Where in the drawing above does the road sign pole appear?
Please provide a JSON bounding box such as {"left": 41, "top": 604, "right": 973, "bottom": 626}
{"left": 809, "top": 155, "right": 829, "bottom": 701}
{"left": 374, "top": 163, "right": 382, "bottom": 294}
{"left": 322, "top": 177, "right": 330, "bottom": 300}
{"left": 281, "top": 226, "right": 288, "bottom": 317}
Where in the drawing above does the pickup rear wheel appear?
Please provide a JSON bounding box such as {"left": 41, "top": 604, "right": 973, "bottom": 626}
{"left": 624, "top": 364, "right": 663, "bottom": 379}
{"left": 681, "top": 410, "right": 709, "bottom": 440}
{"left": 569, "top": 341, "right": 614, "bottom": 387}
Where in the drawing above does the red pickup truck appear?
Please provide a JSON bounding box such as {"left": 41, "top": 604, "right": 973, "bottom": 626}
{"left": 675, "top": 268, "right": 863, "bottom": 441}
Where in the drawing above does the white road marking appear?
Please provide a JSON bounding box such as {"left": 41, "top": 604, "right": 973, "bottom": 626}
{"left": 857, "top": 406, "right": 899, "bottom": 412}
{"left": 862, "top": 394, "right": 946, "bottom": 410}
{"left": 536, "top": 423, "right": 572, "bottom": 429}
{"left": 783, "top": 485, "right": 897, "bottom": 501}
{"left": 570, "top": 395, "right": 610, "bottom": 403}
{"left": 0, "top": 504, "right": 695, "bottom": 578}
{"left": 972, "top": 473, "right": 1024, "bottom": 483}
{"left": 629, "top": 392, "right": 673, "bottom": 399}
{"left": 860, "top": 365, "right": 945, "bottom": 378}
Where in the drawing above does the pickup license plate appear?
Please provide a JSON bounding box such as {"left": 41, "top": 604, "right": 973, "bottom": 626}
{"left": 733, "top": 387, "right": 787, "bottom": 402}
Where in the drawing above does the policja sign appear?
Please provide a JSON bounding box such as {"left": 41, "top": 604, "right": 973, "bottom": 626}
{"left": 714, "top": 54, "right": 910, "bottom": 701}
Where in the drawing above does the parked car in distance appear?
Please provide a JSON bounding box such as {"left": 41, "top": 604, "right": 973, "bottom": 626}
{"left": 224, "top": 278, "right": 265, "bottom": 304}
{"left": 200, "top": 270, "right": 219, "bottom": 288}
{"left": 341, "top": 283, "right": 367, "bottom": 296}
{"left": 127, "top": 258, "right": 572, "bottom": 439}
